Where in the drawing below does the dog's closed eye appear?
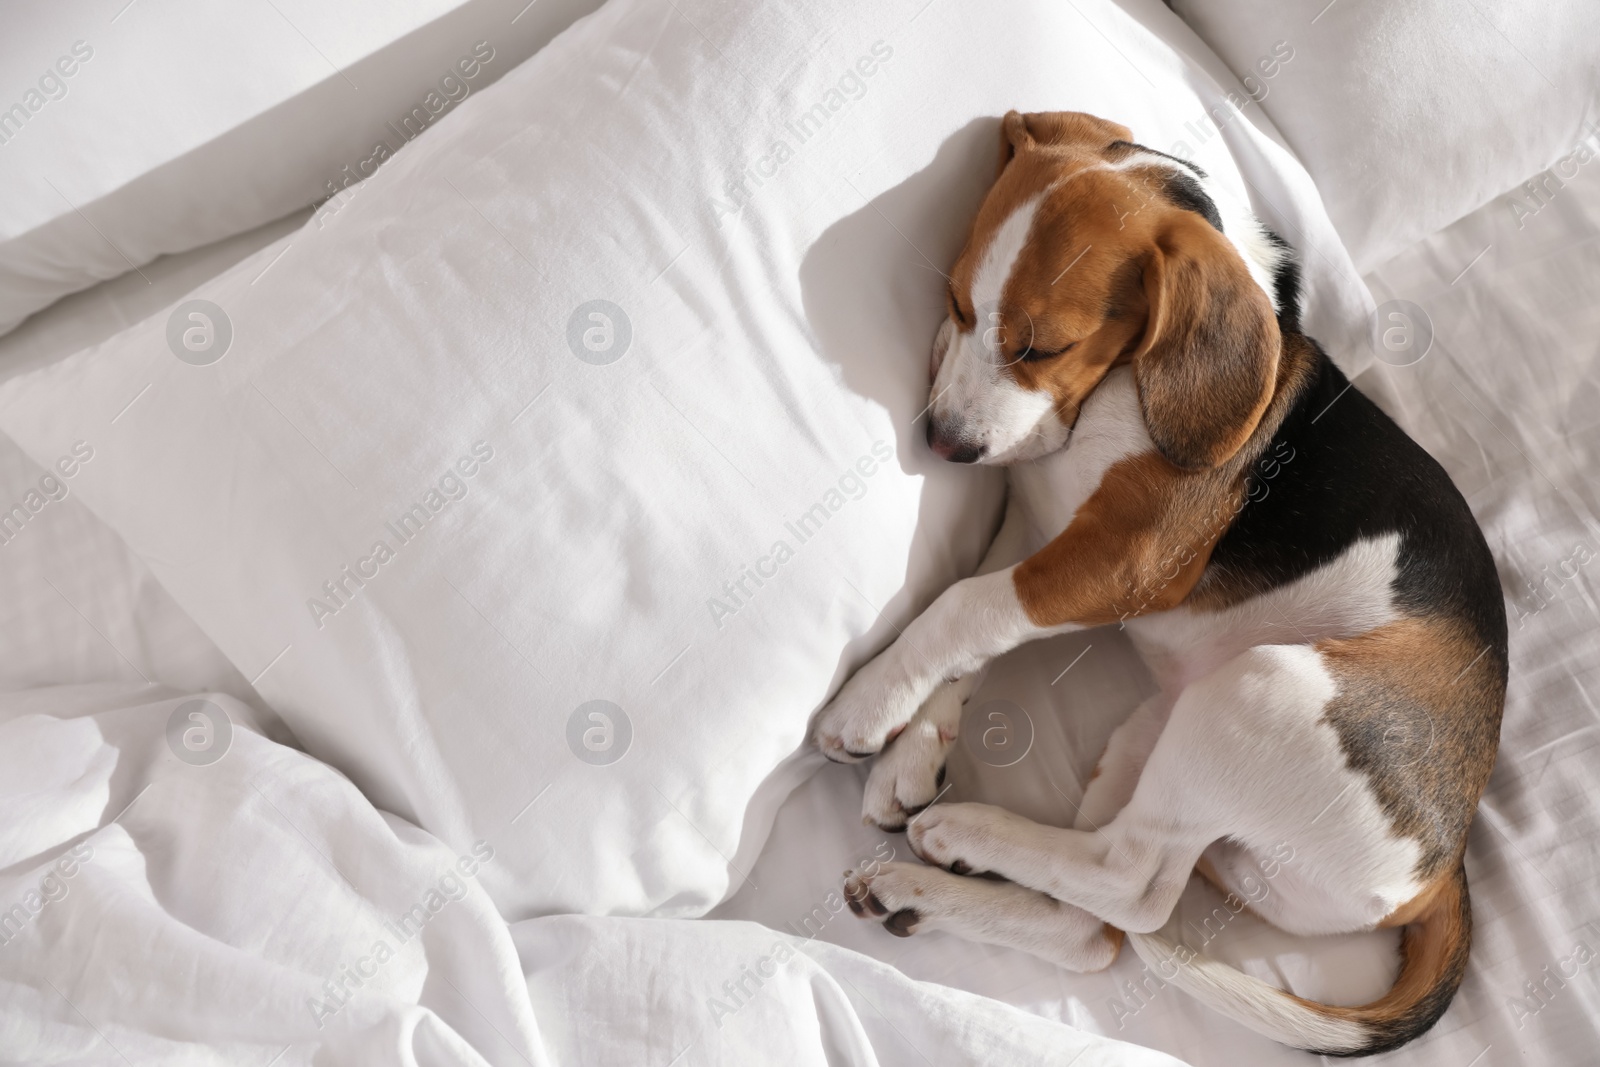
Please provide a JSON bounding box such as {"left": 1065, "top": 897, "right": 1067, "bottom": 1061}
{"left": 947, "top": 283, "right": 971, "bottom": 327}
{"left": 1016, "top": 342, "right": 1076, "bottom": 362}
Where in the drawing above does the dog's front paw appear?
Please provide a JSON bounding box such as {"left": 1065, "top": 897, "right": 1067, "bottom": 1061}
{"left": 814, "top": 652, "right": 922, "bottom": 763}
{"left": 861, "top": 714, "right": 953, "bottom": 831}
{"left": 907, "top": 802, "right": 1014, "bottom": 875}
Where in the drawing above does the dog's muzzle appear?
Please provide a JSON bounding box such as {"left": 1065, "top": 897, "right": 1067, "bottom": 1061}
{"left": 926, "top": 417, "right": 984, "bottom": 463}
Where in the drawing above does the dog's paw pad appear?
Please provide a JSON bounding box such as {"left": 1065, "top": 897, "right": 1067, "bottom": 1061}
{"left": 884, "top": 908, "right": 921, "bottom": 937}
{"left": 844, "top": 871, "right": 891, "bottom": 918}
{"left": 865, "top": 810, "right": 908, "bottom": 833}
{"left": 843, "top": 863, "right": 941, "bottom": 939}
{"left": 907, "top": 801, "right": 1003, "bottom": 874}
{"left": 816, "top": 733, "right": 866, "bottom": 764}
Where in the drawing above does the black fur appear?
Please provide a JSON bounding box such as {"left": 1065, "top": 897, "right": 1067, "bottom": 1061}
{"left": 1160, "top": 170, "right": 1224, "bottom": 234}
{"left": 1107, "top": 139, "right": 1208, "bottom": 179}
{"left": 1107, "top": 140, "right": 1223, "bottom": 233}
{"left": 1262, "top": 227, "right": 1302, "bottom": 335}
{"left": 1202, "top": 336, "right": 1505, "bottom": 1057}
{"left": 1207, "top": 344, "right": 1508, "bottom": 676}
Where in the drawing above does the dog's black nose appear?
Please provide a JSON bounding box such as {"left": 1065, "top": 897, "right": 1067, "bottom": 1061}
{"left": 926, "top": 419, "right": 983, "bottom": 464}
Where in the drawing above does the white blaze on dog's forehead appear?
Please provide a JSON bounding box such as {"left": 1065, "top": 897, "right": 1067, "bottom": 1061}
{"left": 928, "top": 193, "right": 1069, "bottom": 464}
{"left": 969, "top": 195, "right": 1043, "bottom": 351}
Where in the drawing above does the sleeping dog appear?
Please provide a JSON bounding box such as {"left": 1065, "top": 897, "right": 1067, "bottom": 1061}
{"left": 815, "top": 111, "right": 1506, "bottom": 1057}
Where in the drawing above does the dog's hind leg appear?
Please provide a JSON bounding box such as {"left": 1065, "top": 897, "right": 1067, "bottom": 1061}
{"left": 843, "top": 861, "right": 1122, "bottom": 972}
{"left": 1073, "top": 691, "right": 1175, "bottom": 831}
{"left": 906, "top": 644, "right": 1402, "bottom": 935}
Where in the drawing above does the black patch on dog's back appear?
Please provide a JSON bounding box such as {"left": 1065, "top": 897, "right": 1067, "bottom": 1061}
{"left": 1106, "top": 140, "right": 1224, "bottom": 233}
{"left": 1161, "top": 170, "right": 1224, "bottom": 233}
{"left": 1207, "top": 347, "right": 1508, "bottom": 669}
{"left": 1107, "top": 140, "right": 1208, "bottom": 179}
{"left": 1262, "top": 227, "right": 1302, "bottom": 335}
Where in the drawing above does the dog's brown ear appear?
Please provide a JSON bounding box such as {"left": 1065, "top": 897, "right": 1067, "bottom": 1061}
{"left": 1131, "top": 211, "right": 1280, "bottom": 471}
{"left": 997, "top": 111, "right": 1135, "bottom": 174}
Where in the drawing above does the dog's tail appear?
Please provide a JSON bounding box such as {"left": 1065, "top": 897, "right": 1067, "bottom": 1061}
{"left": 1126, "top": 864, "right": 1471, "bottom": 1057}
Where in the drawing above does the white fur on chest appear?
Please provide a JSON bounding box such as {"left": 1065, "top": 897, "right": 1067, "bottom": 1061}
{"left": 1006, "top": 364, "right": 1150, "bottom": 552}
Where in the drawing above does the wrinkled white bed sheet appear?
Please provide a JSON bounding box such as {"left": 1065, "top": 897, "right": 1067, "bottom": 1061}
{"left": 0, "top": 682, "right": 1182, "bottom": 1066}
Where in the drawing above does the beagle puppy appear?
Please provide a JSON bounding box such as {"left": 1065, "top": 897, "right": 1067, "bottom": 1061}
{"left": 815, "top": 111, "right": 1506, "bottom": 1056}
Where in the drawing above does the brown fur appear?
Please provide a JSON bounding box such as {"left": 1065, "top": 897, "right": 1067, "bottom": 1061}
{"left": 1379, "top": 869, "right": 1459, "bottom": 929}
{"left": 1014, "top": 451, "right": 1240, "bottom": 626}
{"left": 1181, "top": 331, "right": 1320, "bottom": 612}
{"left": 1012, "top": 333, "right": 1324, "bottom": 629}
{"left": 942, "top": 111, "right": 1295, "bottom": 628}
{"left": 949, "top": 110, "right": 1279, "bottom": 472}
{"left": 1299, "top": 865, "right": 1473, "bottom": 1050}
{"left": 1317, "top": 616, "right": 1504, "bottom": 879}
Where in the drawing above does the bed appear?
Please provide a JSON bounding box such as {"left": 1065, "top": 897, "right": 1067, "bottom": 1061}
{"left": 1, "top": 0, "right": 1595, "bottom": 1063}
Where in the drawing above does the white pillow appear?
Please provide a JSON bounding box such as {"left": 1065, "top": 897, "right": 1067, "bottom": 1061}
{"left": 0, "top": 0, "right": 605, "bottom": 336}
{"left": 0, "top": 212, "right": 306, "bottom": 699}
{"left": 1170, "top": 0, "right": 1600, "bottom": 270}
{"left": 0, "top": 0, "right": 1369, "bottom": 918}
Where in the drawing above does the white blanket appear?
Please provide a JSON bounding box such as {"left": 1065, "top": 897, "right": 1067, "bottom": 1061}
{"left": 0, "top": 683, "right": 1183, "bottom": 1065}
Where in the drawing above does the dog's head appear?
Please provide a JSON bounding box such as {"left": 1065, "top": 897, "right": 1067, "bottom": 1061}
{"left": 927, "top": 111, "right": 1281, "bottom": 470}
